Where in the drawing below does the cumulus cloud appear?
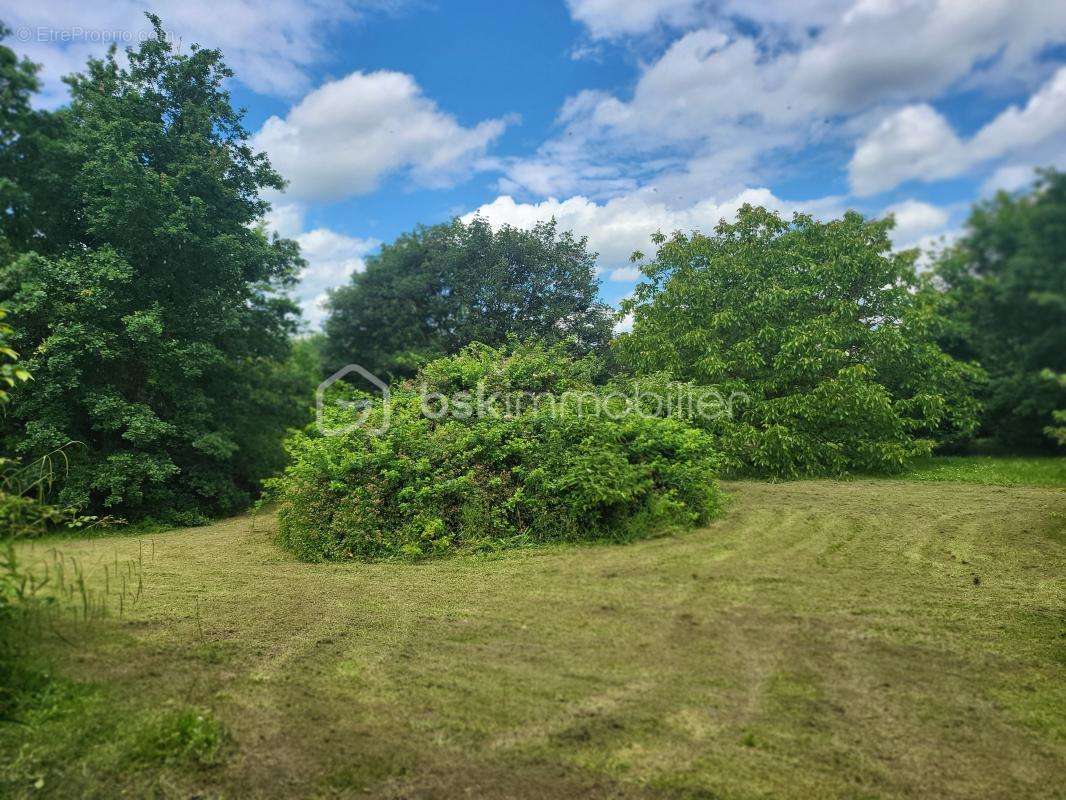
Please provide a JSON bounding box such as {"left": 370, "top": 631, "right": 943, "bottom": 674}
{"left": 848, "top": 105, "right": 964, "bottom": 196}
{"left": 292, "top": 228, "right": 379, "bottom": 327}
{"left": 849, "top": 67, "right": 1066, "bottom": 195}
{"left": 565, "top": 0, "right": 702, "bottom": 39}
{"left": 882, "top": 199, "right": 950, "bottom": 251}
{"left": 789, "top": 0, "right": 1065, "bottom": 110}
{"left": 565, "top": 0, "right": 850, "bottom": 40}
{"left": 260, "top": 206, "right": 378, "bottom": 327}
{"left": 464, "top": 188, "right": 844, "bottom": 276}
{"left": 252, "top": 70, "right": 510, "bottom": 202}
{"left": 262, "top": 203, "right": 306, "bottom": 240}
{"left": 608, "top": 266, "right": 642, "bottom": 282}
{"left": 589, "top": 0, "right": 1066, "bottom": 126}
{"left": 514, "top": 1, "right": 1066, "bottom": 201}
{"left": 980, "top": 165, "right": 1041, "bottom": 196}
{"left": 1, "top": 0, "right": 395, "bottom": 106}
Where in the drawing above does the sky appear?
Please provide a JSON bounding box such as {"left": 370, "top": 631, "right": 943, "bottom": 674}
{"left": 4, "top": 0, "right": 1066, "bottom": 328}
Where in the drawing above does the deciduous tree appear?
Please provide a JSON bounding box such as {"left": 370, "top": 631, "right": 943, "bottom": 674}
{"left": 616, "top": 205, "right": 980, "bottom": 477}
{"left": 0, "top": 17, "right": 306, "bottom": 522}
{"left": 934, "top": 169, "right": 1066, "bottom": 451}
{"left": 323, "top": 217, "right": 613, "bottom": 378}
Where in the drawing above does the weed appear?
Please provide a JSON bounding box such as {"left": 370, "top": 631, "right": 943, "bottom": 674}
{"left": 132, "top": 708, "right": 230, "bottom": 769}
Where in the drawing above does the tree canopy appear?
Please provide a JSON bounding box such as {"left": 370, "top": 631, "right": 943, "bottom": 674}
{"left": 323, "top": 217, "right": 614, "bottom": 378}
{"left": 934, "top": 169, "right": 1066, "bottom": 451}
{"left": 616, "top": 205, "right": 981, "bottom": 477}
{"left": 0, "top": 17, "right": 307, "bottom": 522}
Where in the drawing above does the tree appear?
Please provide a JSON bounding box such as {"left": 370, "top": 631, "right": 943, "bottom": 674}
{"left": 0, "top": 23, "right": 44, "bottom": 263}
{"left": 934, "top": 169, "right": 1066, "bottom": 451}
{"left": 323, "top": 217, "right": 614, "bottom": 379}
{"left": 616, "top": 205, "right": 981, "bottom": 478}
{"left": 0, "top": 31, "right": 69, "bottom": 540}
{"left": 0, "top": 17, "right": 305, "bottom": 522}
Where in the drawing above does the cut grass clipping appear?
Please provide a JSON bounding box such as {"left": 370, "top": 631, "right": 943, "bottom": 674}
{"left": 893, "top": 454, "right": 1066, "bottom": 486}
{"left": 2, "top": 476, "right": 1063, "bottom": 799}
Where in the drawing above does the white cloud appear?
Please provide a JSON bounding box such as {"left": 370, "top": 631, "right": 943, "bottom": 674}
{"left": 252, "top": 70, "right": 510, "bottom": 202}
{"left": 882, "top": 199, "right": 950, "bottom": 250}
{"left": 519, "top": 1, "right": 1066, "bottom": 202}
{"left": 608, "top": 265, "right": 642, "bottom": 282}
{"left": 968, "top": 67, "right": 1066, "bottom": 159}
{"left": 565, "top": 0, "right": 850, "bottom": 40}
{"left": 614, "top": 311, "right": 634, "bottom": 334}
{"left": 790, "top": 0, "right": 1065, "bottom": 111}
{"left": 292, "top": 228, "right": 379, "bottom": 327}
{"left": 262, "top": 203, "right": 306, "bottom": 240}
{"left": 464, "top": 187, "right": 844, "bottom": 273}
{"left": 565, "top": 0, "right": 702, "bottom": 39}
{"left": 981, "top": 165, "right": 1040, "bottom": 195}
{"left": 847, "top": 105, "right": 962, "bottom": 196}
{"left": 1, "top": 0, "right": 394, "bottom": 106}
{"left": 849, "top": 67, "right": 1066, "bottom": 195}
{"left": 259, "top": 207, "right": 378, "bottom": 327}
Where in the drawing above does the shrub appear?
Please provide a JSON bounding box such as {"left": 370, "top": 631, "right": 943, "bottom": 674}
{"left": 268, "top": 343, "right": 723, "bottom": 561}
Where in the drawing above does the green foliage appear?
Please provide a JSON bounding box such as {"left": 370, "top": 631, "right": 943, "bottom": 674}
{"left": 0, "top": 307, "right": 29, "bottom": 405}
{"left": 1041, "top": 370, "right": 1066, "bottom": 447}
{"left": 268, "top": 342, "right": 722, "bottom": 561}
{"left": 132, "top": 708, "right": 229, "bottom": 768}
{"left": 2, "top": 307, "right": 110, "bottom": 539}
{"left": 616, "top": 205, "right": 981, "bottom": 478}
{"left": 0, "top": 24, "right": 41, "bottom": 263}
{"left": 0, "top": 18, "right": 308, "bottom": 521}
{"left": 323, "top": 217, "right": 614, "bottom": 379}
{"left": 2, "top": 303, "right": 79, "bottom": 649}
{"left": 935, "top": 169, "right": 1066, "bottom": 451}
{"left": 0, "top": 672, "right": 231, "bottom": 794}
{"left": 0, "top": 453, "right": 80, "bottom": 541}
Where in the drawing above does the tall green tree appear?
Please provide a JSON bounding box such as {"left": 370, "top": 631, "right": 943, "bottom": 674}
{"left": 0, "top": 17, "right": 305, "bottom": 522}
{"left": 616, "top": 205, "right": 981, "bottom": 478}
{"left": 323, "top": 217, "right": 614, "bottom": 378}
{"left": 0, "top": 23, "right": 43, "bottom": 263}
{"left": 934, "top": 169, "right": 1066, "bottom": 451}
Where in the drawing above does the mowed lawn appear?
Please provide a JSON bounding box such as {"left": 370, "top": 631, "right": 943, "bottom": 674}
{"left": 3, "top": 477, "right": 1065, "bottom": 799}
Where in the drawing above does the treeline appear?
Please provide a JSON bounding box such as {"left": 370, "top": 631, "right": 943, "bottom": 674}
{"left": 0, "top": 18, "right": 1063, "bottom": 532}
{"left": 324, "top": 184, "right": 1064, "bottom": 468}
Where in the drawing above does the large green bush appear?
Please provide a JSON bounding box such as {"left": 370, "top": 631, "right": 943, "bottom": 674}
{"left": 268, "top": 343, "right": 722, "bottom": 561}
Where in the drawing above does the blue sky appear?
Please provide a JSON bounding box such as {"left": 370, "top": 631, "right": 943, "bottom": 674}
{"left": 5, "top": 0, "right": 1066, "bottom": 327}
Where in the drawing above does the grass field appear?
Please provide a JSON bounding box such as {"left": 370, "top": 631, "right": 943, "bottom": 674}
{"left": 892, "top": 455, "right": 1066, "bottom": 486}
{"left": 2, "top": 472, "right": 1065, "bottom": 798}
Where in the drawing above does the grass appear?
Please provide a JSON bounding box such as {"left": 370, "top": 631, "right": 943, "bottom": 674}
{"left": 1, "top": 473, "right": 1064, "bottom": 798}
{"left": 892, "top": 455, "right": 1066, "bottom": 486}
